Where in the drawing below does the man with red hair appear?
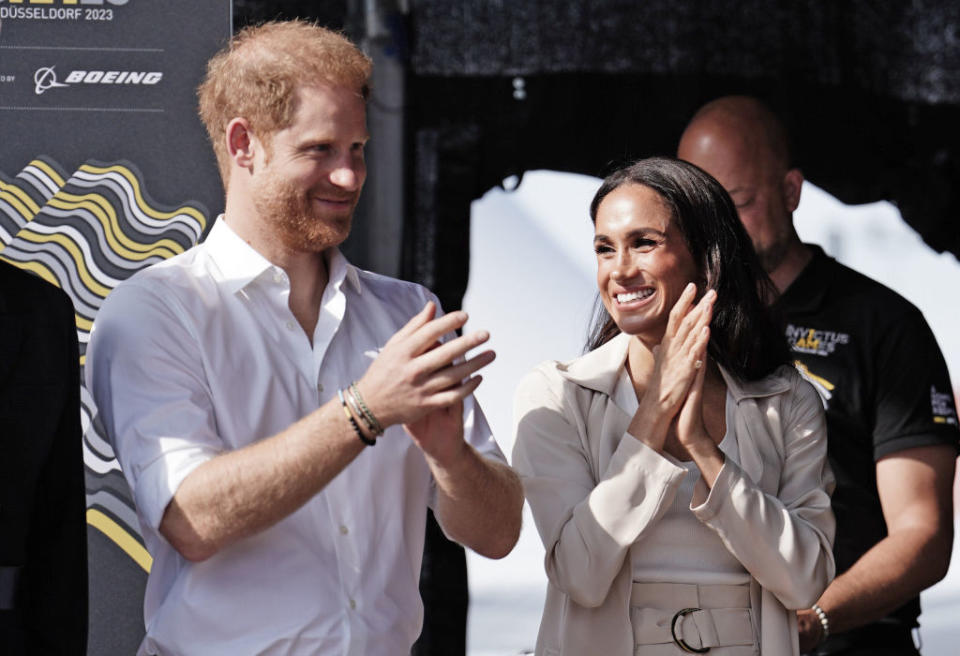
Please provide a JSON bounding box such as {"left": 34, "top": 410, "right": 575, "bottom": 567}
{"left": 88, "top": 21, "right": 522, "bottom": 655}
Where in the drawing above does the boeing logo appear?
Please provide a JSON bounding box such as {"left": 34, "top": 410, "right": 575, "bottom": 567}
{"left": 34, "top": 67, "right": 70, "bottom": 95}
{"left": 33, "top": 66, "right": 163, "bottom": 95}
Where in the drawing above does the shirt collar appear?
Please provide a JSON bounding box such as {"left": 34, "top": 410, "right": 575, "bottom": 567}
{"left": 204, "top": 215, "right": 362, "bottom": 296}
{"left": 556, "top": 331, "right": 790, "bottom": 401}
{"left": 204, "top": 216, "right": 274, "bottom": 295}
{"left": 326, "top": 246, "right": 363, "bottom": 295}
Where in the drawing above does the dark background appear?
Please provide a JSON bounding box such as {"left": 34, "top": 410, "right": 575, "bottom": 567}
{"left": 237, "top": 0, "right": 960, "bottom": 311}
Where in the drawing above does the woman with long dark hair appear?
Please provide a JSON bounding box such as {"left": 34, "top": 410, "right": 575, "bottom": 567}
{"left": 512, "top": 157, "right": 835, "bottom": 655}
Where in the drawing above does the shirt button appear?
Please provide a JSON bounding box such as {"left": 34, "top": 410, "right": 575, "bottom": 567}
{"left": 349, "top": 598, "right": 357, "bottom": 610}
{"left": 317, "top": 383, "right": 324, "bottom": 393}
{"left": 339, "top": 525, "right": 348, "bottom": 535}
{"left": 273, "top": 271, "right": 284, "bottom": 283}
{"left": 286, "top": 320, "right": 295, "bottom": 330}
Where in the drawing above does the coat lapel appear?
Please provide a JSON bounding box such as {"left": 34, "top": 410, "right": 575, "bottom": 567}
{"left": 720, "top": 365, "right": 792, "bottom": 492}
{"left": 556, "top": 332, "right": 630, "bottom": 396}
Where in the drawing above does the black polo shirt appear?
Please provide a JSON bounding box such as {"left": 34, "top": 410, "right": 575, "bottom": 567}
{"left": 775, "top": 245, "right": 959, "bottom": 630}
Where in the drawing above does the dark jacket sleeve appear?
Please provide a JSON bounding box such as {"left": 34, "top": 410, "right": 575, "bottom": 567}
{"left": 18, "top": 285, "right": 89, "bottom": 655}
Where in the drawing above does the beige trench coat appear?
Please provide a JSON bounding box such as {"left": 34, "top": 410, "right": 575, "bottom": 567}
{"left": 512, "top": 333, "right": 835, "bottom": 656}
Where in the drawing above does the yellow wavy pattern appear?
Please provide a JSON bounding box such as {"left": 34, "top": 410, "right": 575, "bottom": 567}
{"left": 32, "top": 159, "right": 66, "bottom": 189}
{"left": 80, "top": 163, "right": 208, "bottom": 228}
{"left": 47, "top": 192, "right": 185, "bottom": 260}
{"left": 0, "top": 180, "right": 41, "bottom": 219}
{"left": 87, "top": 508, "right": 153, "bottom": 573}
{"left": 4, "top": 158, "right": 208, "bottom": 575}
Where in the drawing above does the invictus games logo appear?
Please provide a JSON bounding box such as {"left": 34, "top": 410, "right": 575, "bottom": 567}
{"left": 33, "top": 65, "right": 162, "bottom": 95}
{"left": 930, "top": 386, "right": 958, "bottom": 426}
{"left": 786, "top": 323, "right": 850, "bottom": 357}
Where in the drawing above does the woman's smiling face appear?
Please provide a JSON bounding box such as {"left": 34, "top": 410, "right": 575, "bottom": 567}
{"left": 594, "top": 183, "right": 700, "bottom": 343}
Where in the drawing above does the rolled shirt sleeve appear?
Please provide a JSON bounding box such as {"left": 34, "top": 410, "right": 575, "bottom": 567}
{"left": 87, "top": 281, "right": 221, "bottom": 532}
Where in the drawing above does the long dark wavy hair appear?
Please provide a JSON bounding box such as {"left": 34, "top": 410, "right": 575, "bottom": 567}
{"left": 586, "top": 157, "right": 789, "bottom": 382}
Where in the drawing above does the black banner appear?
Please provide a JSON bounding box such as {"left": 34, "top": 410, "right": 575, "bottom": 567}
{"left": 0, "top": 2, "right": 231, "bottom": 652}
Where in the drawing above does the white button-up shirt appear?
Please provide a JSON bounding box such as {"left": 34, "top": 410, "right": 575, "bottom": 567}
{"left": 86, "top": 218, "right": 505, "bottom": 656}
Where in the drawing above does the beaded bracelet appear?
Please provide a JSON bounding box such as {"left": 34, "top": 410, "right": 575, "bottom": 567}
{"left": 348, "top": 382, "right": 384, "bottom": 436}
{"left": 811, "top": 603, "right": 830, "bottom": 641}
{"left": 338, "top": 388, "right": 376, "bottom": 446}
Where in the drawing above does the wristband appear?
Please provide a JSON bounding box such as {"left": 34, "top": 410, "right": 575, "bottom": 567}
{"left": 344, "top": 386, "right": 381, "bottom": 438}
{"left": 811, "top": 603, "right": 830, "bottom": 642}
{"left": 339, "top": 389, "right": 376, "bottom": 446}
{"left": 349, "top": 382, "right": 384, "bottom": 436}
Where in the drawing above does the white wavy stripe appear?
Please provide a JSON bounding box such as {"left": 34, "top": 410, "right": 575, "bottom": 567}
{"left": 38, "top": 206, "right": 172, "bottom": 271}
{"left": 75, "top": 171, "right": 206, "bottom": 239}
{"left": 67, "top": 175, "right": 203, "bottom": 245}
{"left": 79, "top": 412, "right": 114, "bottom": 462}
{"left": 18, "top": 220, "right": 126, "bottom": 288}
{"left": 80, "top": 391, "right": 91, "bottom": 436}
{"left": 79, "top": 385, "right": 113, "bottom": 453}
{"left": 73, "top": 170, "right": 205, "bottom": 237}
{"left": 0, "top": 195, "right": 30, "bottom": 231}
{"left": 82, "top": 434, "right": 122, "bottom": 475}
{"left": 21, "top": 164, "right": 62, "bottom": 196}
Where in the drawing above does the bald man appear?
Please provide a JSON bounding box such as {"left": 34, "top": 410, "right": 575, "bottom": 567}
{"left": 679, "top": 96, "right": 959, "bottom": 656}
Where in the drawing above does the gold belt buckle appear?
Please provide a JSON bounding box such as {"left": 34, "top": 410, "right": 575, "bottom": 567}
{"left": 671, "top": 607, "right": 710, "bottom": 653}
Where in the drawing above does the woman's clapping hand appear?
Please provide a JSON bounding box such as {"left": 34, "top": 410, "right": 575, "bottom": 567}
{"left": 629, "top": 283, "right": 716, "bottom": 458}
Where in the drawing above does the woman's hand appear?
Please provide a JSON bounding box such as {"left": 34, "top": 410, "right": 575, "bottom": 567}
{"left": 675, "top": 333, "right": 712, "bottom": 453}
{"left": 639, "top": 283, "right": 715, "bottom": 415}
{"left": 629, "top": 283, "right": 715, "bottom": 448}
{"left": 675, "top": 320, "right": 726, "bottom": 486}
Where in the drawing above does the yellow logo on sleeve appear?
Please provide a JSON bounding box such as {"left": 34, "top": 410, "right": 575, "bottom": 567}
{"left": 931, "top": 386, "right": 958, "bottom": 426}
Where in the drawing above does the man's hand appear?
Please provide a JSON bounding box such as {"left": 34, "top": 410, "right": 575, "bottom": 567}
{"left": 355, "top": 303, "right": 522, "bottom": 560}
{"left": 355, "top": 302, "right": 495, "bottom": 431}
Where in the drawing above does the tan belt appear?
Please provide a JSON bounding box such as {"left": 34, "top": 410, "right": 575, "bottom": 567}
{"left": 631, "top": 582, "right": 756, "bottom": 655}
